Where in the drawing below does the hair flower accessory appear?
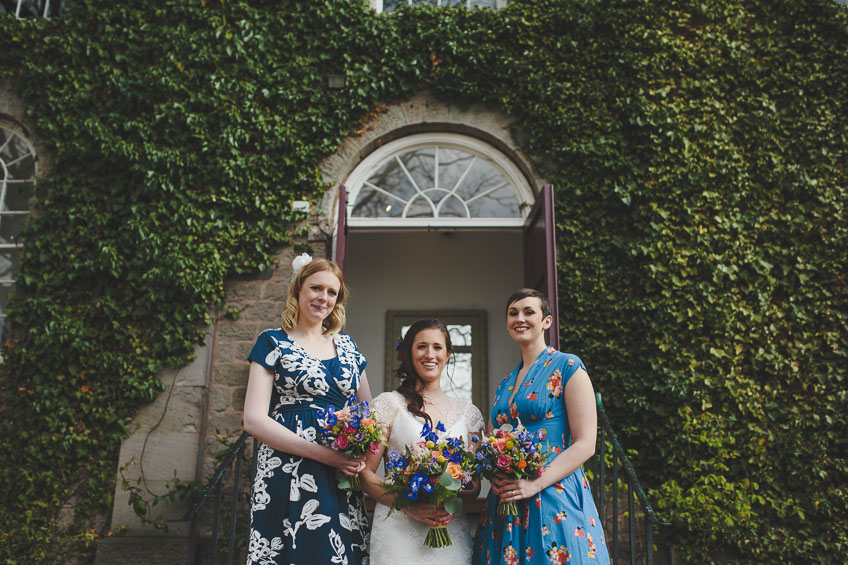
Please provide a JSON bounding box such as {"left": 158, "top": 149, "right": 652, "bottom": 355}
{"left": 291, "top": 252, "right": 313, "bottom": 281}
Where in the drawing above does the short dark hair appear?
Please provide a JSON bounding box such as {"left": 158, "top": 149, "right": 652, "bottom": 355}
{"left": 505, "top": 288, "right": 553, "bottom": 319}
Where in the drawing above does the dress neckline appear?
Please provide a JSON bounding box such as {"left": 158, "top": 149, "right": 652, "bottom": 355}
{"left": 395, "top": 392, "right": 464, "bottom": 431}
{"left": 281, "top": 328, "right": 339, "bottom": 361}
{"left": 506, "top": 346, "right": 552, "bottom": 406}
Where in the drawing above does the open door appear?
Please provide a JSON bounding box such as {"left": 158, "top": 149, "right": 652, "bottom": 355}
{"left": 333, "top": 185, "right": 348, "bottom": 273}
{"left": 523, "top": 184, "right": 560, "bottom": 349}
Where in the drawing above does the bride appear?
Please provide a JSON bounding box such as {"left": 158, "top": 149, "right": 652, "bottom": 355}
{"left": 361, "top": 319, "right": 485, "bottom": 565}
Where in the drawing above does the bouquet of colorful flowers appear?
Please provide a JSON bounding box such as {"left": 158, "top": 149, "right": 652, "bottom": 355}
{"left": 316, "top": 397, "right": 386, "bottom": 489}
{"left": 382, "top": 421, "right": 476, "bottom": 548}
{"left": 472, "top": 422, "right": 550, "bottom": 516}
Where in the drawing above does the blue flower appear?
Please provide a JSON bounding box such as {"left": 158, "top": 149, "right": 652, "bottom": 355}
{"left": 436, "top": 421, "right": 446, "bottom": 433}
{"left": 350, "top": 415, "right": 361, "bottom": 428}
{"left": 421, "top": 481, "right": 434, "bottom": 494}
{"left": 450, "top": 451, "right": 463, "bottom": 463}
{"left": 405, "top": 490, "right": 419, "bottom": 501}
{"left": 326, "top": 413, "right": 338, "bottom": 426}
{"left": 471, "top": 434, "right": 480, "bottom": 443}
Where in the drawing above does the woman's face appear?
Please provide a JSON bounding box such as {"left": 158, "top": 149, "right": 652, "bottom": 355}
{"left": 297, "top": 270, "right": 341, "bottom": 325}
{"left": 506, "top": 296, "right": 552, "bottom": 346}
{"left": 411, "top": 328, "right": 449, "bottom": 386}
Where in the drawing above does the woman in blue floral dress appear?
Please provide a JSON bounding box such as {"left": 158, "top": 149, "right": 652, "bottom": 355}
{"left": 473, "top": 288, "right": 610, "bottom": 565}
{"left": 243, "top": 255, "right": 372, "bottom": 565}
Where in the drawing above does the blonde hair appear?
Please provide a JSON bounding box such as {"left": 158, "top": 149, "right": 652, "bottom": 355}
{"left": 281, "top": 258, "right": 347, "bottom": 335}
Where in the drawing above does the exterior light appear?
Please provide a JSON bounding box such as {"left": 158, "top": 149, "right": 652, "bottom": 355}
{"left": 326, "top": 73, "right": 347, "bottom": 90}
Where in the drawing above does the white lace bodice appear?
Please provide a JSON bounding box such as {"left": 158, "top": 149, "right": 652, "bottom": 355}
{"left": 368, "top": 391, "right": 485, "bottom": 565}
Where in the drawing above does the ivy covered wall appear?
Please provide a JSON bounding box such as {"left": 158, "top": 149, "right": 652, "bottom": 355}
{"left": 0, "top": 0, "right": 846, "bottom": 563}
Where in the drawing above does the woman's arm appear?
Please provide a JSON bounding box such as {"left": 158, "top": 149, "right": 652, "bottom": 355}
{"left": 356, "top": 370, "right": 373, "bottom": 403}
{"left": 491, "top": 367, "right": 597, "bottom": 499}
{"left": 243, "top": 361, "right": 364, "bottom": 476}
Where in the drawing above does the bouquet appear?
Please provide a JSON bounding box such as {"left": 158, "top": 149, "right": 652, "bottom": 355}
{"left": 316, "top": 397, "right": 386, "bottom": 489}
{"left": 473, "top": 422, "right": 550, "bottom": 516}
{"left": 382, "top": 421, "right": 476, "bottom": 548}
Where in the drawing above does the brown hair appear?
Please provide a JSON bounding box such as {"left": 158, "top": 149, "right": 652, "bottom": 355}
{"left": 505, "top": 288, "right": 553, "bottom": 319}
{"left": 281, "top": 258, "right": 347, "bottom": 335}
{"left": 395, "top": 319, "right": 452, "bottom": 426}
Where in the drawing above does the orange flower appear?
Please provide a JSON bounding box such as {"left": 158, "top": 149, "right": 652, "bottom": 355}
{"left": 445, "top": 462, "right": 464, "bottom": 479}
{"left": 517, "top": 460, "right": 527, "bottom": 469}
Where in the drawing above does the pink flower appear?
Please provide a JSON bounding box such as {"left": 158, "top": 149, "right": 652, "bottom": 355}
{"left": 343, "top": 424, "right": 356, "bottom": 434}
{"left": 497, "top": 454, "right": 512, "bottom": 469}
{"left": 336, "top": 435, "right": 350, "bottom": 449}
{"left": 369, "top": 441, "right": 381, "bottom": 454}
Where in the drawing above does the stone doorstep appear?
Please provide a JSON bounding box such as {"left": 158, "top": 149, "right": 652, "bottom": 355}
{"left": 94, "top": 536, "right": 189, "bottom": 565}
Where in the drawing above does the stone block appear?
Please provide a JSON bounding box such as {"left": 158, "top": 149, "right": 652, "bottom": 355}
{"left": 216, "top": 321, "right": 261, "bottom": 341}
{"left": 130, "top": 385, "right": 206, "bottom": 434}
{"left": 230, "top": 387, "right": 246, "bottom": 412}
{"left": 234, "top": 341, "right": 256, "bottom": 361}
{"left": 214, "top": 342, "right": 233, "bottom": 363}
{"left": 240, "top": 301, "right": 278, "bottom": 322}
{"left": 260, "top": 281, "right": 288, "bottom": 302}
{"left": 207, "top": 411, "right": 244, "bottom": 437}
{"left": 213, "top": 363, "right": 249, "bottom": 386}
{"left": 118, "top": 432, "right": 199, "bottom": 482}
{"left": 110, "top": 479, "right": 193, "bottom": 538}
{"left": 209, "top": 386, "right": 231, "bottom": 413}
{"left": 222, "top": 281, "right": 262, "bottom": 302}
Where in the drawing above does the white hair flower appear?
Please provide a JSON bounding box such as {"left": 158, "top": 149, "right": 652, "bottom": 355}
{"left": 291, "top": 252, "right": 313, "bottom": 281}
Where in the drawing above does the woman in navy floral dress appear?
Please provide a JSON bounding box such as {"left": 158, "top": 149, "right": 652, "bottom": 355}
{"left": 243, "top": 255, "right": 372, "bottom": 565}
{"left": 473, "top": 288, "right": 610, "bottom": 565}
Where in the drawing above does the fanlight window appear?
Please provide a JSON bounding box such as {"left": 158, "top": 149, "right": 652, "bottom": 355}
{"left": 347, "top": 134, "right": 531, "bottom": 228}
{"left": 0, "top": 126, "right": 35, "bottom": 343}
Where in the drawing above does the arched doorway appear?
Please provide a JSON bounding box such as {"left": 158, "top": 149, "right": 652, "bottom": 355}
{"left": 333, "top": 132, "right": 558, "bottom": 418}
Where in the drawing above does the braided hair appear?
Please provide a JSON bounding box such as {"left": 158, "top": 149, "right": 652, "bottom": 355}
{"left": 394, "top": 319, "right": 452, "bottom": 426}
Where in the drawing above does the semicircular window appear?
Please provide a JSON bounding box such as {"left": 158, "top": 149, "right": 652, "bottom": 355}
{"left": 348, "top": 134, "right": 531, "bottom": 227}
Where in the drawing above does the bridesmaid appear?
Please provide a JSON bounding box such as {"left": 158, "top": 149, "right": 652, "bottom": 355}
{"left": 243, "top": 255, "right": 372, "bottom": 565}
{"left": 473, "top": 288, "right": 610, "bottom": 565}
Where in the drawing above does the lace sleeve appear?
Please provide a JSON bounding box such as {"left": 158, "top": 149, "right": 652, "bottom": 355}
{"left": 371, "top": 392, "right": 401, "bottom": 433}
{"left": 464, "top": 402, "right": 485, "bottom": 437}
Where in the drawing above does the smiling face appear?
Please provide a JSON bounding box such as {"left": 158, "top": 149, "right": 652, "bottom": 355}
{"left": 297, "top": 269, "right": 341, "bottom": 325}
{"left": 411, "top": 327, "right": 450, "bottom": 388}
{"left": 506, "top": 296, "right": 552, "bottom": 347}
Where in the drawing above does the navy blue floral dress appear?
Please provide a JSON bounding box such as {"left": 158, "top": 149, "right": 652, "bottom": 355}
{"left": 246, "top": 328, "right": 370, "bottom": 565}
{"left": 472, "top": 347, "right": 610, "bottom": 565}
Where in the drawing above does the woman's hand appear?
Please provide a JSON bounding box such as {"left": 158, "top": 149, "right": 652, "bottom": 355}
{"left": 323, "top": 449, "right": 366, "bottom": 476}
{"left": 402, "top": 504, "right": 453, "bottom": 527}
{"left": 491, "top": 474, "right": 543, "bottom": 502}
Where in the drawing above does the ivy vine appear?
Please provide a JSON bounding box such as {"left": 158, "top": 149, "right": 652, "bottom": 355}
{"left": 1, "top": 0, "right": 846, "bottom": 563}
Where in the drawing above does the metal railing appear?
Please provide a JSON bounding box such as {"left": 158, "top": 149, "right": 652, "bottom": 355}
{"left": 172, "top": 431, "right": 256, "bottom": 565}
{"left": 588, "top": 393, "right": 667, "bottom": 565}
{"left": 181, "top": 393, "right": 663, "bottom": 564}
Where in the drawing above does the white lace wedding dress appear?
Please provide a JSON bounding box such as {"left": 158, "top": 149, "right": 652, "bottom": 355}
{"left": 369, "top": 391, "right": 485, "bottom": 565}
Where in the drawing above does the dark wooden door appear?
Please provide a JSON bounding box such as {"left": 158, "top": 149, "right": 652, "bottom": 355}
{"left": 522, "top": 184, "right": 560, "bottom": 349}
{"left": 334, "top": 185, "right": 348, "bottom": 273}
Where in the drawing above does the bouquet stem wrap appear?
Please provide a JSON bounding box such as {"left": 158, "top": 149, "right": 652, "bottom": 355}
{"left": 497, "top": 500, "right": 518, "bottom": 517}
{"left": 424, "top": 524, "right": 452, "bottom": 548}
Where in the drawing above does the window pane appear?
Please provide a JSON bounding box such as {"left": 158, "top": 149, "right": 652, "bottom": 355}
{"left": 438, "top": 195, "right": 467, "bottom": 217}
{"left": 2, "top": 181, "right": 35, "bottom": 211}
{"left": 467, "top": 184, "right": 521, "bottom": 218}
{"left": 444, "top": 352, "right": 472, "bottom": 402}
{"left": 455, "top": 158, "right": 503, "bottom": 200}
{"left": 438, "top": 147, "right": 475, "bottom": 191}
{"left": 0, "top": 282, "right": 11, "bottom": 344}
{"left": 366, "top": 157, "right": 417, "bottom": 202}
{"left": 406, "top": 195, "right": 435, "bottom": 218}
{"left": 0, "top": 250, "right": 22, "bottom": 280}
{"left": 468, "top": 0, "right": 497, "bottom": 7}
{"left": 0, "top": 215, "right": 27, "bottom": 244}
{"left": 447, "top": 324, "right": 472, "bottom": 347}
{"left": 352, "top": 187, "right": 402, "bottom": 218}
{"left": 399, "top": 148, "right": 435, "bottom": 192}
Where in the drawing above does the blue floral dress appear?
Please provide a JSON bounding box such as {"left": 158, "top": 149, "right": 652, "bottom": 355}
{"left": 472, "top": 347, "right": 610, "bottom": 565}
{"left": 246, "top": 328, "right": 370, "bottom": 565}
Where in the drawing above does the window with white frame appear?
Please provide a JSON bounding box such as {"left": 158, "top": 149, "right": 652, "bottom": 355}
{"left": 346, "top": 133, "right": 533, "bottom": 228}
{"left": 0, "top": 0, "right": 69, "bottom": 18}
{"left": 0, "top": 126, "right": 35, "bottom": 344}
{"left": 372, "top": 0, "right": 506, "bottom": 13}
